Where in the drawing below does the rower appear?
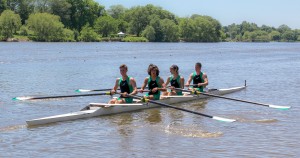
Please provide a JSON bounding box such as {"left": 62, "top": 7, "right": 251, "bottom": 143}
{"left": 185, "top": 62, "right": 208, "bottom": 92}
{"left": 109, "top": 64, "right": 137, "bottom": 104}
{"left": 139, "top": 64, "right": 166, "bottom": 100}
{"left": 163, "top": 64, "right": 184, "bottom": 96}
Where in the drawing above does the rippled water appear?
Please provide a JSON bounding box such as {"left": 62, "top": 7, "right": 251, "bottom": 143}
{"left": 0, "top": 42, "right": 299, "bottom": 157}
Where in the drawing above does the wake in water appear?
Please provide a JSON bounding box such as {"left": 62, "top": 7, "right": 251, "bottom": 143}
{"left": 163, "top": 121, "right": 223, "bottom": 138}
{"left": 0, "top": 124, "right": 26, "bottom": 132}
{"left": 235, "top": 117, "right": 278, "bottom": 123}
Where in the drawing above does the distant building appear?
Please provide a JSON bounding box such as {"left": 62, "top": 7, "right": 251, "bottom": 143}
{"left": 117, "top": 32, "right": 125, "bottom": 37}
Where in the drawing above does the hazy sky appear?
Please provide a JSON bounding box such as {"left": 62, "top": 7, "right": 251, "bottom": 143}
{"left": 97, "top": 0, "right": 299, "bottom": 29}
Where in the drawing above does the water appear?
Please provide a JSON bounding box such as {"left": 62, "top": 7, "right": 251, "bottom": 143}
{"left": 0, "top": 42, "right": 299, "bottom": 157}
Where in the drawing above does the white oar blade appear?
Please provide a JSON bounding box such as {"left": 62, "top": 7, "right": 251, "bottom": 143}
{"left": 212, "top": 116, "right": 236, "bottom": 123}
{"left": 75, "top": 89, "right": 92, "bottom": 93}
{"left": 12, "top": 97, "right": 32, "bottom": 101}
{"left": 269, "top": 104, "right": 291, "bottom": 110}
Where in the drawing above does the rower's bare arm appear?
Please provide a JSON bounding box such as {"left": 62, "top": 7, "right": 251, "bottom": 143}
{"left": 159, "top": 78, "right": 167, "bottom": 91}
{"left": 185, "top": 73, "right": 193, "bottom": 87}
{"left": 130, "top": 78, "right": 138, "bottom": 95}
{"left": 180, "top": 77, "right": 185, "bottom": 89}
{"left": 165, "top": 77, "right": 170, "bottom": 87}
{"left": 139, "top": 78, "right": 148, "bottom": 93}
{"left": 111, "top": 78, "right": 119, "bottom": 94}
{"left": 203, "top": 73, "right": 208, "bottom": 86}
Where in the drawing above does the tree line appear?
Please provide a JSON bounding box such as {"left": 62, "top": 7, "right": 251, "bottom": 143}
{"left": 0, "top": 0, "right": 299, "bottom": 42}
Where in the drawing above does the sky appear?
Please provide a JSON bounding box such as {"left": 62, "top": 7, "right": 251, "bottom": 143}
{"left": 96, "top": 0, "right": 300, "bottom": 29}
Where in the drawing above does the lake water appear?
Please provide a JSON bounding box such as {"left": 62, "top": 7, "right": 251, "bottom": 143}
{"left": 0, "top": 42, "right": 299, "bottom": 157}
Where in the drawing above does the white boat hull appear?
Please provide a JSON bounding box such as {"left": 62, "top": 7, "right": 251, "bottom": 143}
{"left": 26, "top": 86, "right": 246, "bottom": 126}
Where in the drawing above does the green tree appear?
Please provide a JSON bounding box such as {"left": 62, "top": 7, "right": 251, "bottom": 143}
{"left": 142, "top": 25, "right": 155, "bottom": 41}
{"left": 179, "top": 17, "right": 195, "bottom": 42}
{"left": 35, "top": 0, "right": 52, "bottom": 13}
{"left": 94, "top": 15, "right": 117, "bottom": 37}
{"left": 49, "top": 0, "right": 72, "bottom": 28}
{"left": 149, "top": 15, "right": 163, "bottom": 41}
{"left": 0, "top": 0, "right": 8, "bottom": 13}
{"left": 261, "top": 25, "right": 274, "bottom": 33}
{"left": 282, "top": 30, "right": 296, "bottom": 41}
{"left": 27, "top": 12, "right": 71, "bottom": 41}
{"left": 67, "top": 0, "right": 105, "bottom": 31}
{"left": 277, "top": 24, "right": 291, "bottom": 34}
{"left": 269, "top": 31, "right": 281, "bottom": 41}
{"left": 116, "top": 19, "right": 128, "bottom": 33}
{"left": 0, "top": 10, "right": 21, "bottom": 40}
{"left": 161, "top": 19, "right": 179, "bottom": 42}
{"left": 126, "top": 6, "right": 149, "bottom": 36}
{"left": 107, "top": 5, "right": 126, "bottom": 19}
{"left": 79, "top": 24, "right": 101, "bottom": 42}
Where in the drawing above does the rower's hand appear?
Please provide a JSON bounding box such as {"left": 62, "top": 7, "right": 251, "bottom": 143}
{"left": 110, "top": 90, "right": 115, "bottom": 95}
{"left": 184, "top": 84, "right": 190, "bottom": 87}
{"left": 138, "top": 89, "right": 144, "bottom": 93}
{"left": 197, "top": 83, "right": 202, "bottom": 87}
{"left": 152, "top": 87, "right": 158, "bottom": 93}
{"left": 121, "top": 92, "right": 128, "bottom": 97}
{"left": 169, "top": 86, "right": 175, "bottom": 90}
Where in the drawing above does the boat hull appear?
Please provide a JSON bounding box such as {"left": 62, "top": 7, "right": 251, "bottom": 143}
{"left": 26, "top": 86, "right": 246, "bottom": 126}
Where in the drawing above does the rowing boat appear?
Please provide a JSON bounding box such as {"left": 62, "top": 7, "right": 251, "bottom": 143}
{"left": 26, "top": 85, "right": 246, "bottom": 126}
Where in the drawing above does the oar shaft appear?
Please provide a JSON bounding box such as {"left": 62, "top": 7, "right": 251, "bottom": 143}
{"left": 127, "top": 94, "right": 213, "bottom": 118}
{"left": 13, "top": 92, "right": 111, "bottom": 100}
{"left": 176, "top": 88, "right": 290, "bottom": 109}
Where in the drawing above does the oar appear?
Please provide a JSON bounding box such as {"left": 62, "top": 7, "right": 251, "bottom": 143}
{"left": 175, "top": 88, "right": 291, "bottom": 110}
{"left": 75, "top": 87, "right": 143, "bottom": 93}
{"left": 122, "top": 93, "right": 235, "bottom": 123}
{"left": 12, "top": 92, "right": 111, "bottom": 101}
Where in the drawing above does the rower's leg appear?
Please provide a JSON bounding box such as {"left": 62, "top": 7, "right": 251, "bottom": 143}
{"left": 116, "top": 98, "right": 126, "bottom": 104}
{"left": 108, "top": 98, "right": 117, "bottom": 104}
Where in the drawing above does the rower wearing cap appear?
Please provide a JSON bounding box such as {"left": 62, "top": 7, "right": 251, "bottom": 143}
{"left": 164, "top": 64, "right": 184, "bottom": 96}
{"left": 139, "top": 64, "right": 166, "bottom": 100}
{"left": 185, "top": 62, "right": 208, "bottom": 92}
{"left": 109, "top": 64, "right": 137, "bottom": 104}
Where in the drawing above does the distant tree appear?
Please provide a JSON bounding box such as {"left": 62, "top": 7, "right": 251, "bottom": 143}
{"left": 277, "top": 24, "right": 291, "bottom": 34}
{"left": 62, "top": 28, "right": 75, "bottom": 41}
{"left": 67, "top": 0, "right": 105, "bottom": 31}
{"left": 0, "top": 10, "right": 21, "bottom": 40}
{"left": 34, "top": 0, "right": 52, "bottom": 13}
{"left": 79, "top": 24, "right": 101, "bottom": 42}
{"left": 107, "top": 5, "right": 126, "bottom": 19}
{"left": 94, "top": 15, "right": 117, "bottom": 37}
{"left": 179, "top": 17, "right": 195, "bottom": 41}
{"left": 269, "top": 31, "right": 281, "bottom": 41}
{"left": 261, "top": 25, "right": 275, "bottom": 33}
{"left": 27, "top": 12, "right": 70, "bottom": 41}
{"left": 149, "top": 15, "right": 163, "bottom": 41}
{"left": 125, "top": 6, "right": 149, "bottom": 36}
{"left": 0, "top": 0, "right": 8, "bottom": 13}
{"left": 125, "top": 4, "right": 177, "bottom": 37}
{"left": 281, "top": 30, "right": 296, "bottom": 41}
{"left": 240, "top": 21, "right": 258, "bottom": 35}
{"left": 49, "top": 0, "right": 72, "bottom": 28}
{"left": 142, "top": 25, "right": 156, "bottom": 41}
{"left": 116, "top": 19, "right": 128, "bottom": 33}
{"left": 161, "top": 19, "right": 179, "bottom": 42}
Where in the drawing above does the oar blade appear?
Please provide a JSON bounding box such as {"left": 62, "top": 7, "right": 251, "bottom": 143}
{"left": 75, "top": 89, "right": 92, "bottom": 93}
{"left": 269, "top": 105, "right": 291, "bottom": 110}
{"left": 212, "top": 116, "right": 236, "bottom": 123}
{"left": 12, "top": 97, "right": 32, "bottom": 101}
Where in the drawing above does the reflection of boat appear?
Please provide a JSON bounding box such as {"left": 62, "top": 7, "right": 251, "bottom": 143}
{"left": 26, "top": 85, "right": 246, "bottom": 126}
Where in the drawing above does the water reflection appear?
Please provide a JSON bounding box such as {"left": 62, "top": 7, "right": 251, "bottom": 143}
{"left": 144, "top": 109, "right": 162, "bottom": 124}
{"left": 112, "top": 113, "right": 134, "bottom": 136}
